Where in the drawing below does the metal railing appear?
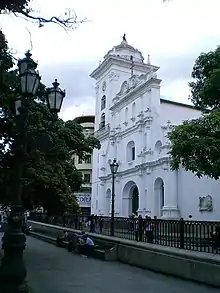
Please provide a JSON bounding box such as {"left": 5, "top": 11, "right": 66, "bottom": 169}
{"left": 29, "top": 212, "right": 220, "bottom": 255}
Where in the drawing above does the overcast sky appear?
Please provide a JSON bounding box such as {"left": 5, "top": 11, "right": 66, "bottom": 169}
{"left": 1, "top": 0, "right": 220, "bottom": 120}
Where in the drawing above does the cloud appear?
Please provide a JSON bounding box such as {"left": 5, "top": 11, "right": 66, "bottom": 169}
{"left": 38, "top": 61, "right": 96, "bottom": 120}
{"left": 40, "top": 33, "right": 220, "bottom": 120}
{"left": 2, "top": 0, "right": 220, "bottom": 117}
{"left": 155, "top": 34, "right": 220, "bottom": 103}
{"left": 60, "top": 98, "right": 95, "bottom": 121}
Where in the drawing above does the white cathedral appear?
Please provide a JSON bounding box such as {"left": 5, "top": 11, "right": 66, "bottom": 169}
{"left": 90, "top": 36, "right": 220, "bottom": 220}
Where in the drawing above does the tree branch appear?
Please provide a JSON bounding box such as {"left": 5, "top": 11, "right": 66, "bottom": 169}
{"left": 13, "top": 8, "right": 86, "bottom": 31}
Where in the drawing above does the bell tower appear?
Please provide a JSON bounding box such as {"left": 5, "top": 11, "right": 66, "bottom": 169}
{"left": 90, "top": 35, "right": 159, "bottom": 132}
{"left": 90, "top": 36, "right": 160, "bottom": 215}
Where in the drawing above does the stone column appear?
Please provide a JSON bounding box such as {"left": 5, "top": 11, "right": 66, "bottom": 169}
{"left": 136, "top": 122, "right": 144, "bottom": 165}
{"left": 98, "top": 182, "right": 105, "bottom": 215}
{"left": 115, "top": 176, "right": 122, "bottom": 216}
{"left": 162, "top": 167, "right": 179, "bottom": 219}
{"left": 136, "top": 171, "right": 146, "bottom": 216}
{"left": 144, "top": 170, "right": 153, "bottom": 217}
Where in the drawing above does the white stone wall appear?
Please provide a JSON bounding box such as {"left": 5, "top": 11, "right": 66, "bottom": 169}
{"left": 177, "top": 168, "right": 220, "bottom": 221}
{"left": 90, "top": 40, "right": 220, "bottom": 220}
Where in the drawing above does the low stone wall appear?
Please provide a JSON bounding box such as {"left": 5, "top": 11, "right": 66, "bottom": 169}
{"left": 28, "top": 220, "right": 220, "bottom": 287}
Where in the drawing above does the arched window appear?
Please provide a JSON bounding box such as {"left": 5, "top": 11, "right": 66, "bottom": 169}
{"left": 101, "top": 95, "right": 106, "bottom": 110}
{"left": 155, "top": 140, "right": 162, "bottom": 154}
{"left": 127, "top": 141, "right": 135, "bottom": 161}
{"left": 154, "top": 178, "right": 165, "bottom": 217}
{"left": 161, "top": 181, "right": 165, "bottom": 208}
{"left": 144, "top": 132, "right": 147, "bottom": 149}
{"left": 100, "top": 113, "right": 105, "bottom": 128}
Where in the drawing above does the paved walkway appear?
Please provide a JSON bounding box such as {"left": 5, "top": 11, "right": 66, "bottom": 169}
{"left": 25, "top": 237, "right": 218, "bottom": 293}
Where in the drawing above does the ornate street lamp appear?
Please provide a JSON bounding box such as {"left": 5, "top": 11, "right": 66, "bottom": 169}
{"left": 109, "top": 159, "right": 119, "bottom": 236}
{"left": 18, "top": 51, "right": 41, "bottom": 97}
{"left": 46, "top": 79, "right": 65, "bottom": 115}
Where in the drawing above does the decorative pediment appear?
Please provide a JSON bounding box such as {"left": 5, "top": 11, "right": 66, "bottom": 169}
{"left": 117, "top": 71, "right": 158, "bottom": 98}
{"left": 130, "top": 75, "right": 138, "bottom": 88}
{"left": 119, "top": 81, "right": 129, "bottom": 95}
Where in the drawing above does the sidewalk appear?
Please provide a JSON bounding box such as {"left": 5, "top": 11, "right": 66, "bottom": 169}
{"left": 25, "top": 236, "right": 219, "bottom": 293}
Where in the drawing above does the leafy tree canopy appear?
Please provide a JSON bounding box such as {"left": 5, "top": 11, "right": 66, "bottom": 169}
{"left": 169, "top": 46, "right": 220, "bottom": 180}
{"left": 0, "top": 30, "right": 101, "bottom": 215}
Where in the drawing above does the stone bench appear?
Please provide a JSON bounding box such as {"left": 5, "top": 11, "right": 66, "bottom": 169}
{"left": 30, "top": 231, "right": 57, "bottom": 245}
{"left": 29, "top": 231, "right": 117, "bottom": 261}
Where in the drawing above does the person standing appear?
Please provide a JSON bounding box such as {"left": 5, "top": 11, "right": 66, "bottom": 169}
{"left": 99, "top": 216, "right": 104, "bottom": 233}
{"left": 145, "top": 217, "right": 153, "bottom": 243}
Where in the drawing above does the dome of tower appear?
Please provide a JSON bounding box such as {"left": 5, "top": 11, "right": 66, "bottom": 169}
{"left": 104, "top": 34, "right": 144, "bottom": 64}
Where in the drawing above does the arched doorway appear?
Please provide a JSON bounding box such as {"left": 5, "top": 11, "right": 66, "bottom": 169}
{"left": 154, "top": 178, "right": 165, "bottom": 217}
{"left": 122, "top": 181, "right": 139, "bottom": 216}
{"left": 105, "top": 189, "right": 111, "bottom": 216}
{"left": 132, "top": 186, "right": 139, "bottom": 215}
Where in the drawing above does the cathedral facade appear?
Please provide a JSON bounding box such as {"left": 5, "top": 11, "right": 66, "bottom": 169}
{"left": 90, "top": 37, "right": 220, "bottom": 220}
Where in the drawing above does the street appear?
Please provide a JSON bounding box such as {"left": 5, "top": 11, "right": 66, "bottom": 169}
{"left": 24, "top": 236, "right": 219, "bottom": 293}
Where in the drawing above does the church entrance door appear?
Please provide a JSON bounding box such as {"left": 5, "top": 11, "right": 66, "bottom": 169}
{"left": 131, "top": 186, "right": 139, "bottom": 215}
{"left": 122, "top": 181, "right": 139, "bottom": 216}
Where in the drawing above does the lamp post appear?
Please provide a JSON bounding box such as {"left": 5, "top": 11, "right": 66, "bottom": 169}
{"left": 46, "top": 79, "right": 66, "bottom": 117}
{"left": 0, "top": 51, "right": 65, "bottom": 292}
{"left": 109, "top": 159, "right": 119, "bottom": 236}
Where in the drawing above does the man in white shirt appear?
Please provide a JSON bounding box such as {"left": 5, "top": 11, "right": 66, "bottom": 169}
{"left": 80, "top": 234, "right": 94, "bottom": 256}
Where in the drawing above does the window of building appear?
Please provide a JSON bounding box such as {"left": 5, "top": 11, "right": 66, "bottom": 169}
{"left": 100, "top": 113, "right": 105, "bottom": 128}
{"left": 85, "top": 155, "right": 91, "bottom": 164}
{"left": 126, "top": 141, "right": 135, "bottom": 161}
{"left": 101, "top": 95, "right": 106, "bottom": 110}
{"left": 144, "top": 132, "right": 147, "bottom": 149}
{"left": 78, "top": 156, "right": 83, "bottom": 164}
{"left": 155, "top": 140, "right": 162, "bottom": 154}
{"left": 84, "top": 173, "right": 91, "bottom": 183}
{"left": 131, "top": 146, "right": 135, "bottom": 161}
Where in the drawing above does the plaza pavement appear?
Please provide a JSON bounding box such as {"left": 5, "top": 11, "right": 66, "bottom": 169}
{"left": 24, "top": 236, "right": 219, "bottom": 293}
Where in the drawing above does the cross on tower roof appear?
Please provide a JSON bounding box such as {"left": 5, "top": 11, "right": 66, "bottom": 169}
{"left": 122, "top": 33, "right": 127, "bottom": 43}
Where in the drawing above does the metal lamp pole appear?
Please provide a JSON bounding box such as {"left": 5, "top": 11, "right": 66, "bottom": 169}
{"left": 0, "top": 51, "right": 65, "bottom": 292}
{"left": 0, "top": 51, "right": 40, "bottom": 292}
{"left": 109, "top": 159, "right": 119, "bottom": 237}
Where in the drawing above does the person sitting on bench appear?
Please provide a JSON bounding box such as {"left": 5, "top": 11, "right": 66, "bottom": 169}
{"left": 56, "top": 230, "right": 69, "bottom": 247}
{"left": 68, "top": 230, "right": 85, "bottom": 252}
{"left": 79, "top": 234, "right": 94, "bottom": 256}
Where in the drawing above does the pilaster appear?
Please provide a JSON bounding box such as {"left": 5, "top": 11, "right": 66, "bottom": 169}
{"left": 162, "top": 168, "right": 180, "bottom": 219}
{"left": 98, "top": 182, "right": 105, "bottom": 215}
{"left": 136, "top": 170, "right": 146, "bottom": 216}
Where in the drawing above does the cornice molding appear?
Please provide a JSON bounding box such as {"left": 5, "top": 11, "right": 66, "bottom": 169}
{"left": 90, "top": 55, "right": 159, "bottom": 80}
{"left": 94, "top": 124, "right": 110, "bottom": 140}
{"left": 110, "top": 77, "right": 161, "bottom": 112}
{"left": 109, "top": 114, "right": 153, "bottom": 141}
{"left": 98, "top": 156, "right": 170, "bottom": 181}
